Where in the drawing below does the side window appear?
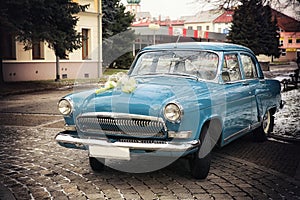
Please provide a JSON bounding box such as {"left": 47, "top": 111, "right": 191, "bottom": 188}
{"left": 222, "top": 54, "right": 242, "bottom": 82}
{"left": 240, "top": 54, "right": 257, "bottom": 79}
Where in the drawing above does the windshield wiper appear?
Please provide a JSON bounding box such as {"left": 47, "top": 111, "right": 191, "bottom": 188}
{"left": 132, "top": 73, "right": 199, "bottom": 81}
{"left": 164, "top": 73, "right": 199, "bottom": 81}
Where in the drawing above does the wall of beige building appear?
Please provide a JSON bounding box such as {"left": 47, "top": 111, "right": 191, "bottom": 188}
{"left": 3, "top": 0, "right": 100, "bottom": 82}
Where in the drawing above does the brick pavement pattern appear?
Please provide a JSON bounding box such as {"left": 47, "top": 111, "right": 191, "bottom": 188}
{"left": 0, "top": 126, "right": 299, "bottom": 200}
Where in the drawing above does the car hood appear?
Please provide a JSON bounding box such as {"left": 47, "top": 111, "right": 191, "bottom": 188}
{"left": 80, "top": 76, "right": 215, "bottom": 117}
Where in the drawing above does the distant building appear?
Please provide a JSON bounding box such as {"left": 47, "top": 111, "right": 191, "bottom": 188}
{"left": 129, "top": 0, "right": 300, "bottom": 62}
{"left": 2, "top": 0, "right": 100, "bottom": 82}
{"left": 213, "top": 10, "right": 234, "bottom": 35}
{"left": 125, "top": 0, "right": 141, "bottom": 15}
{"left": 184, "top": 9, "right": 224, "bottom": 33}
{"left": 272, "top": 9, "right": 300, "bottom": 61}
{"left": 130, "top": 7, "right": 228, "bottom": 47}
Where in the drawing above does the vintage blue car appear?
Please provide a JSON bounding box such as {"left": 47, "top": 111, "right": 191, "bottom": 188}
{"left": 56, "top": 42, "right": 283, "bottom": 179}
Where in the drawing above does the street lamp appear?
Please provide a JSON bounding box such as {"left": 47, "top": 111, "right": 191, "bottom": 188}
{"left": 148, "top": 24, "right": 160, "bottom": 45}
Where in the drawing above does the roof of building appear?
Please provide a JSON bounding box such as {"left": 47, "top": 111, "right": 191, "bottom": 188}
{"left": 135, "top": 12, "right": 151, "bottom": 20}
{"left": 131, "top": 19, "right": 184, "bottom": 27}
{"left": 130, "top": 7, "right": 300, "bottom": 33}
{"left": 271, "top": 9, "right": 300, "bottom": 32}
{"left": 184, "top": 9, "right": 224, "bottom": 24}
{"left": 213, "top": 10, "right": 234, "bottom": 23}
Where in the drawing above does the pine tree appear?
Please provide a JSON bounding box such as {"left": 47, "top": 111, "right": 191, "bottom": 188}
{"left": 102, "top": 0, "right": 134, "bottom": 39}
{"left": 263, "top": 5, "right": 280, "bottom": 58}
{"left": 102, "top": 0, "right": 135, "bottom": 68}
{"left": 227, "top": 0, "right": 280, "bottom": 57}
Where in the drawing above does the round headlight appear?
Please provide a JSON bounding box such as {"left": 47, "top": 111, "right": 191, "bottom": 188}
{"left": 164, "top": 103, "right": 183, "bottom": 123}
{"left": 58, "top": 99, "right": 73, "bottom": 115}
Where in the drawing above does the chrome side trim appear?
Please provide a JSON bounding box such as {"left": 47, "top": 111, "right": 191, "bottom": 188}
{"left": 223, "top": 122, "right": 260, "bottom": 142}
{"left": 251, "top": 122, "right": 261, "bottom": 130}
{"left": 55, "top": 132, "right": 200, "bottom": 152}
{"left": 224, "top": 127, "right": 249, "bottom": 142}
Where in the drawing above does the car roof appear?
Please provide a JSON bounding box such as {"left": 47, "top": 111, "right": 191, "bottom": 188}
{"left": 142, "top": 42, "right": 254, "bottom": 54}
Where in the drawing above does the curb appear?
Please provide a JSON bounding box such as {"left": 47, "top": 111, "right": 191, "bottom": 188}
{"left": 270, "top": 133, "right": 300, "bottom": 144}
{"left": 0, "top": 85, "right": 73, "bottom": 99}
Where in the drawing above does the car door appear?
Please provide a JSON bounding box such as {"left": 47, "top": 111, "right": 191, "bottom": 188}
{"left": 221, "top": 53, "right": 253, "bottom": 143}
{"left": 239, "top": 53, "right": 264, "bottom": 128}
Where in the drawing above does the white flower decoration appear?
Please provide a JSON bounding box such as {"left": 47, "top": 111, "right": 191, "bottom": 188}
{"left": 95, "top": 72, "right": 137, "bottom": 94}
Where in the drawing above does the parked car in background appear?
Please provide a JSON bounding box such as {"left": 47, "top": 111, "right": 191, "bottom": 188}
{"left": 55, "top": 42, "right": 283, "bottom": 179}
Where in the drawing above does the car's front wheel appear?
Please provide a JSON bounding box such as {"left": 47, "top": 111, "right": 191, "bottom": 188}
{"left": 189, "top": 151, "right": 211, "bottom": 179}
{"left": 89, "top": 157, "right": 105, "bottom": 172}
{"left": 189, "top": 124, "right": 213, "bottom": 179}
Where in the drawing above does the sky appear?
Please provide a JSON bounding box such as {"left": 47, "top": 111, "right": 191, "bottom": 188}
{"left": 120, "top": 0, "right": 201, "bottom": 19}
{"left": 121, "top": 0, "right": 298, "bottom": 20}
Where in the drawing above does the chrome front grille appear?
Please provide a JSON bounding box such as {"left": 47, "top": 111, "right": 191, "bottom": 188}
{"left": 117, "top": 138, "right": 167, "bottom": 144}
{"left": 76, "top": 112, "right": 167, "bottom": 138}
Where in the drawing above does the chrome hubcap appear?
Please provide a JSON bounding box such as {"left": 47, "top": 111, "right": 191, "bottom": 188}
{"left": 262, "top": 111, "right": 270, "bottom": 135}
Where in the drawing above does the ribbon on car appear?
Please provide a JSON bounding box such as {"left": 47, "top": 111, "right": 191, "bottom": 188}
{"left": 95, "top": 72, "right": 137, "bottom": 94}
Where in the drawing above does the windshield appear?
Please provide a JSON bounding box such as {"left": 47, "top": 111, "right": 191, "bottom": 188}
{"left": 130, "top": 50, "right": 219, "bottom": 80}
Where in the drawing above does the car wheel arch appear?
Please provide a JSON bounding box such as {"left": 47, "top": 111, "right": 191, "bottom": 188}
{"left": 198, "top": 117, "right": 223, "bottom": 148}
{"left": 259, "top": 106, "right": 276, "bottom": 123}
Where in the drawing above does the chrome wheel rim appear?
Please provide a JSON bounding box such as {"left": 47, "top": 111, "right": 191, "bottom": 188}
{"left": 263, "top": 111, "right": 271, "bottom": 135}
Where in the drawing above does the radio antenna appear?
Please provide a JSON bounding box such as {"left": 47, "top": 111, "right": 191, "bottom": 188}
{"left": 176, "top": 35, "right": 181, "bottom": 43}
{"left": 175, "top": 35, "right": 181, "bottom": 48}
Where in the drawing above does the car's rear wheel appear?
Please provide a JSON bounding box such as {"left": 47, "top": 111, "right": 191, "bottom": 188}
{"left": 189, "top": 124, "right": 213, "bottom": 179}
{"left": 253, "top": 110, "right": 274, "bottom": 142}
{"left": 89, "top": 157, "right": 105, "bottom": 172}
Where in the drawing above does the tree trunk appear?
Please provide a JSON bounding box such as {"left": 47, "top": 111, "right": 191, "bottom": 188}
{"left": 0, "top": 27, "right": 4, "bottom": 84}
{"left": 55, "top": 55, "right": 60, "bottom": 81}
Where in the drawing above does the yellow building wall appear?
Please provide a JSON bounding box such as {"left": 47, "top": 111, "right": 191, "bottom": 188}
{"left": 3, "top": 0, "right": 100, "bottom": 82}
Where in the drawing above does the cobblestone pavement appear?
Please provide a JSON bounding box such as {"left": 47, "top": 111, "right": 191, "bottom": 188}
{"left": 0, "top": 89, "right": 300, "bottom": 200}
{"left": 0, "top": 125, "right": 299, "bottom": 200}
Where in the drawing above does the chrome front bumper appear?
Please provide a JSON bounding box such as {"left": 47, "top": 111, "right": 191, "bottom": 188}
{"left": 55, "top": 132, "right": 200, "bottom": 152}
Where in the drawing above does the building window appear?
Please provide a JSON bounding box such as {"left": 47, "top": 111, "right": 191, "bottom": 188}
{"left": 197, "top": 26, "right": 202, "bottom": 31}
{"left": 296, "top": 38, "right": 300, "bottom": 43}
{"left": 188, "top": 26, "right": 193, "bottom": 30}
{"left": 32, "top": 41, "right": 44, "bottom": 59}
{"left": 280, "top": 39, "right": 283, "bottom": 46}
{"left": 2, "top": 33, "right": 16, "bottom": 60}
{"left": 288, "top": 38, "right": 292, "bottom": 44}
{"left": 281, "top": 49, "right": 286, "bottom": 56}
{"left": 223, "top": 28, "right": 229, "bottom": 34}
{"left": 82, "top": 29, "right": 90, "bottom": 60}
{"left": 206, "top": 26, "right": 209, "bottom": 31}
